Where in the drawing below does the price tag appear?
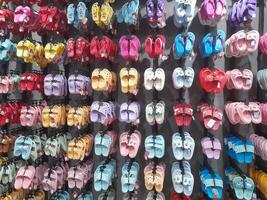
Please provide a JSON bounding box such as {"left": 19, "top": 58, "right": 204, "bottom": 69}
{"left": 144, "top": 151, "right": 148, "bottom": 160}
{"left": 253, "top": 111, "right": 260, "bottom": 119}
{"left": 246, "top": 79, "right": 252, "bottom": 86}
{"left": 19, "top": 27, "right": 24, "bottom": 32}
{"left": 48, "top": 16, "right": 53, "bottom": 23}
{"left": 133, "top": 87, "right": 138, "bottom": 96}
{"left": 207, "top": 119, "right": 216, "bottom": 128}
{"left": 0, "top": 16, "right": 5, "bottom": 21}
{"left": 82, "top": 18, "right": 88, "bottom": 24}
{"left": 101, "top": 52, "right": 107, "bottom": 58}
{"left": 160, "top": 54, "right": 168, "bottom": 61}
{"left": 252, "top": 193, "right": 257, "bottom": 200}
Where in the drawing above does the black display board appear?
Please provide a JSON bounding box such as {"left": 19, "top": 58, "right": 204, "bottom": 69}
{"left": 3, "top": 0, "right": 267, "bottom": 199}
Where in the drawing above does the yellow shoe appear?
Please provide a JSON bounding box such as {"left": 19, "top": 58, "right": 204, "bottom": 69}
{"left": 16, "top": 41, "right": 25, "bottom": 58}
{"left": 120, "top": 67, "right": 129, "bottom": 93}
{"left": 128, "top": 68, "right": 139, "bottom": 94}
{"left": 91, "top": 68, "right": 100, "bottom": 91}
{"left": 41, "top": 106, "right": 50, "bottom": 127}
{"left": 100, "top": 2, "right": 113, "bottom": 26}
{"left": 60, "top": 105, "right": 66, "bottom": 126}
{"left": 105, "top": 0, "right": 115, "bottom": 4}
{"left": 67, "top": 139, "right": 75, "bottom": 159}
{"left": 44, "top": 43, "right": 55, "bottom": 61}
{"left": 23, "top": 40, "right": 34, "bottom": 63}
{"left": 35, "top": 190, "right": 45, "bottom": 200}
{"left": 54, "top": 43, "right": 65, "bottom": 55}
{"left": 34, "top": 42, "right": 43, "bottom": 59}
{"left": 92, "top": 3, "right": 101, "bottom": 26}
{"left": 52, "top": 43, "right": 65, "bottom": 62}
{"left": 67, "top": 107, "right": 75, "bottom": 126}
{"left": 99, "top": 68, "right": 112, "bottom": 91}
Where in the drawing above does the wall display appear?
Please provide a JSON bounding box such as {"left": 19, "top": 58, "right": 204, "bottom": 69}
{"left": 0, "top": 0, "right": 267, "bottom": 200}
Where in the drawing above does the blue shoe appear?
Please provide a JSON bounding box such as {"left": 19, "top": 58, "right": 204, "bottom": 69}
{"left": 245, "top": 140, "right": 254, "bottom": 164}
{"left": 213, "top": 30, "right": 226, "bottom": 54}
{"left": 174, "top": 34, "right": 185, "bottom": 58}
{"left": 184, "top": 32, "right": 195, "bottom": 56}
{"left": 67, "top": 4, "right": 75, "bottom": 24}
{"left": 121, "top": 161, "right": 139, "bottom": 193}
{"left": 243, "top": 177, "right": 254, "bottom": 200}
{"left": 145, "top": 135, "right": 165, "bottom": 159}
{"left": 13, "top": 136, "right": 25, "bottom": 157}
{"left": 21, "top": 137, "right": 33, "bottom": 160}
{"left": 94, "top": 159, "right": 116, "bottom": 191}
{"left": 98, "top": 188, "right": 115, "bottom": 200}
{"left": 95, "top": 133, "right": 112, "bottom": 157}
{"left": 77, "top": 192, "right": 93, "bottom": 200}
{"left": 200, "top": 33, "right": 213, "bottom": 57}
{"left": 117, "top": 0, "right": 139, "bottom": 25}
{"left": 77, "top": 2, "right": 88, "bottom": 20}
{"left": 200, "top": 168, "right": 223, "bottom": 199}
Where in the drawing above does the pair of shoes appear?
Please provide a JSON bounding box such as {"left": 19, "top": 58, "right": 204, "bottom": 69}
{"left": 146, "top": 0, "right": 166, "bottom": 28}
{"left": 173, "top": 32, "right": 195, "bottom": 58}
{"left": 117, "top": 0, "right": 139, "bottom": 26}
{"left": 198, "top": 0, "right": 227, "bottom": 26}
{"left": 199, "top": 30, "right": 226, "bottom": 58}
{"left": 67, "top": 2, "right": 89, "bottom": 29}
{"left": 225, "top": 30, "right": 259, "bottom": 57}
{"left": 173, "top": 0, "right": 196, "bottom": 28}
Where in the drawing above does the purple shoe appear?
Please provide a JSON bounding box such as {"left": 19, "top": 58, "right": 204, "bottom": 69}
{"left": 238, "top": 0, "right": 247, "bottom": 22}
{"left": 156, "top": 0, "right": 166, "bottom": 28}
{"left": 156, "top": 0, "right": 165, "bottom": 17}
{"left": 229, "top": 0, "right": 256, "bottom": 26}
{"left": 229, "top": 1, "right": 240, "bottom": 26}
{"left": 146, "top": 0, "right": 155, "bottom": 20}
{"left": 245, "top": 0, "right": 256, "bottom": 18}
